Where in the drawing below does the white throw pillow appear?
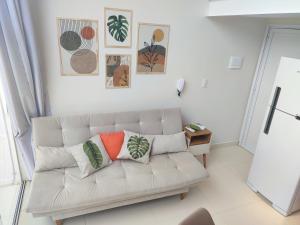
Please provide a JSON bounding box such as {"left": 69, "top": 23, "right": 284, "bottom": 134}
{"left": 151, "top": 132, "right": 187, "bottom": 155}
{"left": 117, "top": 130, "right": 154, "bottom": 164}
{"left": 35, "top": 146, "right": 77, "bottom": 172}
{"left": 68, "top": 135, "right": 112, "bottom": 178}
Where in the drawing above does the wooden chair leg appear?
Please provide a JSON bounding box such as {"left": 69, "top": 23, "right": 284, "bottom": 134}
{"left": 203, "top": 154, "right": 207, "bottom": 168}
{"left": 55, "top": 220, "right": 63, "bottom": 225}
{"left": 180, "top": 193, "right": 188, "bottom": 200}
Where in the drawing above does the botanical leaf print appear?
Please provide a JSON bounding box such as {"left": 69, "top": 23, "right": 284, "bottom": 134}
{"left": 83, "top": 140, "right": 103, "bottom": 169}
{"left": 127, "top": 135, "right": 150, "bottom": 159}
{"left": 107, "top": 15, "right": 129, "bottom": 42}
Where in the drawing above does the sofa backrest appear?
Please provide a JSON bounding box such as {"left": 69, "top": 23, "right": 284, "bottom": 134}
{"left": 32, "top": 108, "right": 182, "bottom": 147}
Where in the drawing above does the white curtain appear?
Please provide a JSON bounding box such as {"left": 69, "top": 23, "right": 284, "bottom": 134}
{"left": 0, "top": 0, "right": 49, "bottom": 178}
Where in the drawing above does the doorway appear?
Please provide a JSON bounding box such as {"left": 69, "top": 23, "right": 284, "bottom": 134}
{"left": 240, "top": 26, "right": 300, "bottom": 154}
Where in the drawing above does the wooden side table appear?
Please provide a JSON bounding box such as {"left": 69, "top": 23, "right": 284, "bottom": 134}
{"left": 184, "top": 127, "right": 212, "bottom": 168}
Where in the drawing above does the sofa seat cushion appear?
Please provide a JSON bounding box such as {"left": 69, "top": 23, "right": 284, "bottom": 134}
{"left": 27, "top": 152, "right": 208, "bottom": 214}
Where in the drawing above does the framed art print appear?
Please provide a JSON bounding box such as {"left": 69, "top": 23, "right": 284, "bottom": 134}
{"left": 105, "top": 55, "right": 131, "bottom": 89}
{"left": 104, "top": 8, "right": 132, "bottom": 48}
{"left": 57, "top": 18, "right": 99, "bottom": 76}
{"left": 136, "top": 23, "right": 170, "bottom": 74}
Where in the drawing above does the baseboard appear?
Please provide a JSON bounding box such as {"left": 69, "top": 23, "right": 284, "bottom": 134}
{"left": 247, "top": 180, "right": 258, "bottom": 193}
{"left": 272, "top": 203, "right": 289, "bottom": 217}
{"left": 211, "top": 141, "right": 238, "bottom": 149}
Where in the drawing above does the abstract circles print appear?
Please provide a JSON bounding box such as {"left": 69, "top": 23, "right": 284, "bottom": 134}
{"left": 57, "top": 18, "right": 99, "bottom": 75}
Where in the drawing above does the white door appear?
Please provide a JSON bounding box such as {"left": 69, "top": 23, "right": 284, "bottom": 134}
{"left": 240, "top": 28, "right": 300, "bottom": 153}
{"left": 248, "top": 109, "right": 300, "bottom": 213}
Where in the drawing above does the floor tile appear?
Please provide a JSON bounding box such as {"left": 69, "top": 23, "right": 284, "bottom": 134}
{"left": 214, "top": 200, "right": 293, "bottom": 225}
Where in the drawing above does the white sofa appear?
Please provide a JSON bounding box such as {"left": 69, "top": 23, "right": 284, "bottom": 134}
{"left": 26, "top": 108, "right": 208, "bottom": 224}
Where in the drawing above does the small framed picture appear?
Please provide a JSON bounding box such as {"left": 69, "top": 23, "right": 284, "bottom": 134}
{"left": 136, "top": 23, "right": 170, "bottom": 74}
{"left": 57, "top": 18, "right": 99, "bottom": 76}
{"left": 105, "top": 55, "right": 131, "bottom": 89}
{"left": 104, "top": 8, "right": 132, "bottom": 48}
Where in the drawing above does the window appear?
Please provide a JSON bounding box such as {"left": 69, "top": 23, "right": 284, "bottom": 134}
{"left": 0, "top": 91, "right": 15, "bottom": 184}
{"left": 0, "top": 52, "right": 20, "bottom": 185}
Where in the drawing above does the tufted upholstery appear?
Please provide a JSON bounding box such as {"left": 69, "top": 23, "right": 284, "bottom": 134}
{"left": 27, "top": 108, "right": 208, "bottom": 220}
{"left": 27, "top": 152, "right": 208, "bottom": 216}
{"left": 32, "top": 108, "right": 183, "bottom": 148}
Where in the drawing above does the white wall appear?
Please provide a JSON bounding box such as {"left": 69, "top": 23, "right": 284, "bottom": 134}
{"left": 28, "top": 0, "right": 267, "bottom": 144}
{"left": 208, "top": 0, "right": 300, "bottom": 17}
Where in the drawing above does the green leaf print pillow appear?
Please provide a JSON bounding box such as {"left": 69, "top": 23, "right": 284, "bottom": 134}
{"left": 117, "top": 131, "right": 154, "bottom": 164}
{"left": 68, "top": 135, "right": 112, "bottom": 178}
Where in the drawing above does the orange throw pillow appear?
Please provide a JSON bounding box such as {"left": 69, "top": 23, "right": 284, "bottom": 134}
{"left": 99, "top": 131, "right": 125, "bottom": 160}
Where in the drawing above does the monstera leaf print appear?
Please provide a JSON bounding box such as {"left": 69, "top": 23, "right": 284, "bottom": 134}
{"left": 107, "top": 15, "right": 129, "bottom": 42}
{"left": 127, "top": 135, "right": 150, "bottom": 159}
{"left": 83, "top": 140, "right": 103, "bottom": 169}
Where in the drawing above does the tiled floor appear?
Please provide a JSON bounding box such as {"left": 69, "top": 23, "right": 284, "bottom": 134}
{"left": 19, "top": 145, "right": 300, "bottom": 225}
{"left": 0, "top": 184, "right": 21, "bottom": 225}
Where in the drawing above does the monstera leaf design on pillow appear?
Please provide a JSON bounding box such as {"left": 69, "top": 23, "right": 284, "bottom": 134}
{"left": 127, "top": 135, "right": 150, "bottom": 159}
{"left": 107, "top": 15, "right": 129, "bottom": 42}
{"left": 83, "top": 140, "right": 103, "bottom": 169}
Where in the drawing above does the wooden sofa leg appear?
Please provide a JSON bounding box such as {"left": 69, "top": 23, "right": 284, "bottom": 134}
{"left": 55, "top": 220, "right": 63, "bottom": 225}
{"left": 180, "top": 193, "right": 188, "bottom": 200}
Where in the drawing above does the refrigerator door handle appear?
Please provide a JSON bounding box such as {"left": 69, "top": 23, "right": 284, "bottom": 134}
{"left": 264, "top": 87, "right": 281, "bottom": 134}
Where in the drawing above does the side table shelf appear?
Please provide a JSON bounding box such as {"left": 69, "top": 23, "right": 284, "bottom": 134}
{"left": 184, "top": 128, "right": 212, "bottom": 168}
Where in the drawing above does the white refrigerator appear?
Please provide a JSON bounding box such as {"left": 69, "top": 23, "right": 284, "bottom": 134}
{"left": 247, "top": 57, "right": 300, "bottom": 216}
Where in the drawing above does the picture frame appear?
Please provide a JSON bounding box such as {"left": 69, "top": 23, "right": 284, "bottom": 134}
{"left": 136, "top": 23, "right": 170, "bottom": 74}
{"left": 104, "top": 8, "right": 133, "bottom": 48}
{"left": 105, "top": 54, "right": 131, "bottom": 89}
{"left": 57, "top": 18, "right": 99, "bottom": 76}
